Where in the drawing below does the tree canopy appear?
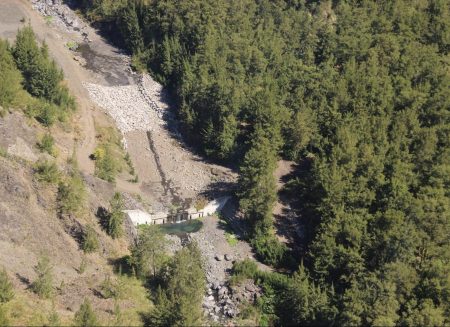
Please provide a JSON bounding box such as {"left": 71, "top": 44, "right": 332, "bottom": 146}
{"left": 78, "top": 0, "right": 450, "bottom": 324}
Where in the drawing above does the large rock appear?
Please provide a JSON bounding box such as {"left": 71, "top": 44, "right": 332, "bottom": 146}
{"left": 7, "top": 137, "right": 38, "bottom": 162}
{"left": 218, "top": 286, "right": 228, "bottom": 297}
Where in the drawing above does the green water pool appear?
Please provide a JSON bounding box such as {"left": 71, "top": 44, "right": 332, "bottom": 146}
{"left": 137, "top": 219, "right": 204, "bottom": 235}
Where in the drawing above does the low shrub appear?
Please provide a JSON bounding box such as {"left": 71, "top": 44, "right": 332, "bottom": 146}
{"left": 82, "top": 225, "right": 99, "bottom": 253}
{"left": 100, "top": 275, "right": 123, "bottom": 299}
{"left": 37, "top": 133, "right": 56, "bottom": 156}
{"left": 34, "top": 160, "right": 60, "bottom": 184}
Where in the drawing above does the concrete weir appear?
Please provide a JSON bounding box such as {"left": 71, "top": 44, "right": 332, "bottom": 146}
{"left": 125, "top": 196, "right": 231, "bottom": 226}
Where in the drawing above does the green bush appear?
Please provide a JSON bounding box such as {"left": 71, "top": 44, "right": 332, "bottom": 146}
{"left": 251, "top": 232, "right": 287, "bottom": 267}
{"left": 37, "top": 133, "right": 56, "bottom": 156}
{"left": 47, "top": 307, "right": 60, "bottom": 327}
{"left": 82, "top": 225, "right": 99, "bottom": 253}
{"left": 34, "top": 101, "right": 58, "bottom": 127}
{"left": 78, "top": 256, "right": 87, "bottom": 274}
{"left": 129, "top": 174, "right": 139, "bottom": 183}
{"left": 33, "top": 160, "right": 60, "bottom": 184}
{"left": 52, "top": 84, "right": 76, "bottom": 113}
{"left": 225, "top": 232, "right": 238, "bottom": 247}
{"left": 66, "top": 41, "right": 79, "bottom": 51}
{"left": 94, "top": 146, "right": 118, "bottom": 183}
{"left": 230, "top": 259, "right": 259, "bottom": 285}
{"left": 231, "top": 259, "right": 290, "bottom": 290}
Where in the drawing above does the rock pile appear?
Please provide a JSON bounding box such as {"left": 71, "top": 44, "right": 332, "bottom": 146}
{"left": 31, "top": 0, "right": 89, "bottom": 39}
{"left": 202, "top": 279, "right": 262, "bottom": 321}
{"left": 138, "top": 74, "right": 168, "bottom": 121}
{"left": 83, "top": 82, "right": 163, "bottom": 134}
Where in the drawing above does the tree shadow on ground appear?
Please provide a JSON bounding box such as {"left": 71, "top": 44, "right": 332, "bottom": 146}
{"left": 199, "top": 180, "right": 237, "bottom": 201}
{"left": 273, "top": 158, "right": 322, "bottom": 265}
{"left": 108, "top": 255, "right": 134, "bottom": 277}
{"left": 15, "top": 273, "right": 30, "bottom": 287}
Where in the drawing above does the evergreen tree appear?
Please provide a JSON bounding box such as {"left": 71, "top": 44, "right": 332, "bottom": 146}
{"left": 145, "top": 242, "right": 205, "bottom": 326}
{"left": 238, "top": 126, "right": 277, "bottom": 229}
{"left": 166, "top": 242, "right": 205, "bottom": 326}
{"left": 108, "top": 192, "right": 124, "bottom": 239}
{"left": 0, "top": 39, "right": 22, "bottom": 110}
{"left": 12, "top": 26, "right": 63, "bottom": 100}
{"left": 280, "top": 265, "right": 335, "bottom": 326}
{"left": 130, "top": 227, "right": 168, "bottom": 278}
{"left": 73, "top": 298, "right": 98, "bottom": 327}
{"left": 117, "top": 1, "right": 143, "bottom": 53}
{"left": 31, "top": 255, "right": 53, "bottom": 299}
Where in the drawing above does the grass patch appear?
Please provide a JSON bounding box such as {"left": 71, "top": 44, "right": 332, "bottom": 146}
{"left": 113, "top": 275, "right": 153, "bottom": 326}
{"left": 0, "top": 147, "right": 8, "bottom": 158}
{"left": 44, "top": 15, "right": 53, "bottom": 25}
{"left": 225, "top": 232, "right": 238, "bottom": 246}
{"left": 219, "top": 217, "right": 239, "bottom": 247}
{"left": 66, "top": 40, "right": 79, "bottom": 51}
{"left": 37, "top": 133, "right": 57, "bottom": 157}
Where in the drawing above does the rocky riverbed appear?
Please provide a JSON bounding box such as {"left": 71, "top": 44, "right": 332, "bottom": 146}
{"left": 187, "top": 216, "right": 259, "bottom": 322}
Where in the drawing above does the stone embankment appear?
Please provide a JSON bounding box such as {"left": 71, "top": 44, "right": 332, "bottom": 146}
{"left": 83, "top": 82, "right": 163, "bottom": 134}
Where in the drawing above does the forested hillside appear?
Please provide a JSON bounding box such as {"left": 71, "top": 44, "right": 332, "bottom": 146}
{"left": 77, "top": 0, "right": 449, "bottom": 325}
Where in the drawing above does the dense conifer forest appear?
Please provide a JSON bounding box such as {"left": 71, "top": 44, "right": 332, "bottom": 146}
{"left": 75, "top": 0, "right": 449, "bottom": 324}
